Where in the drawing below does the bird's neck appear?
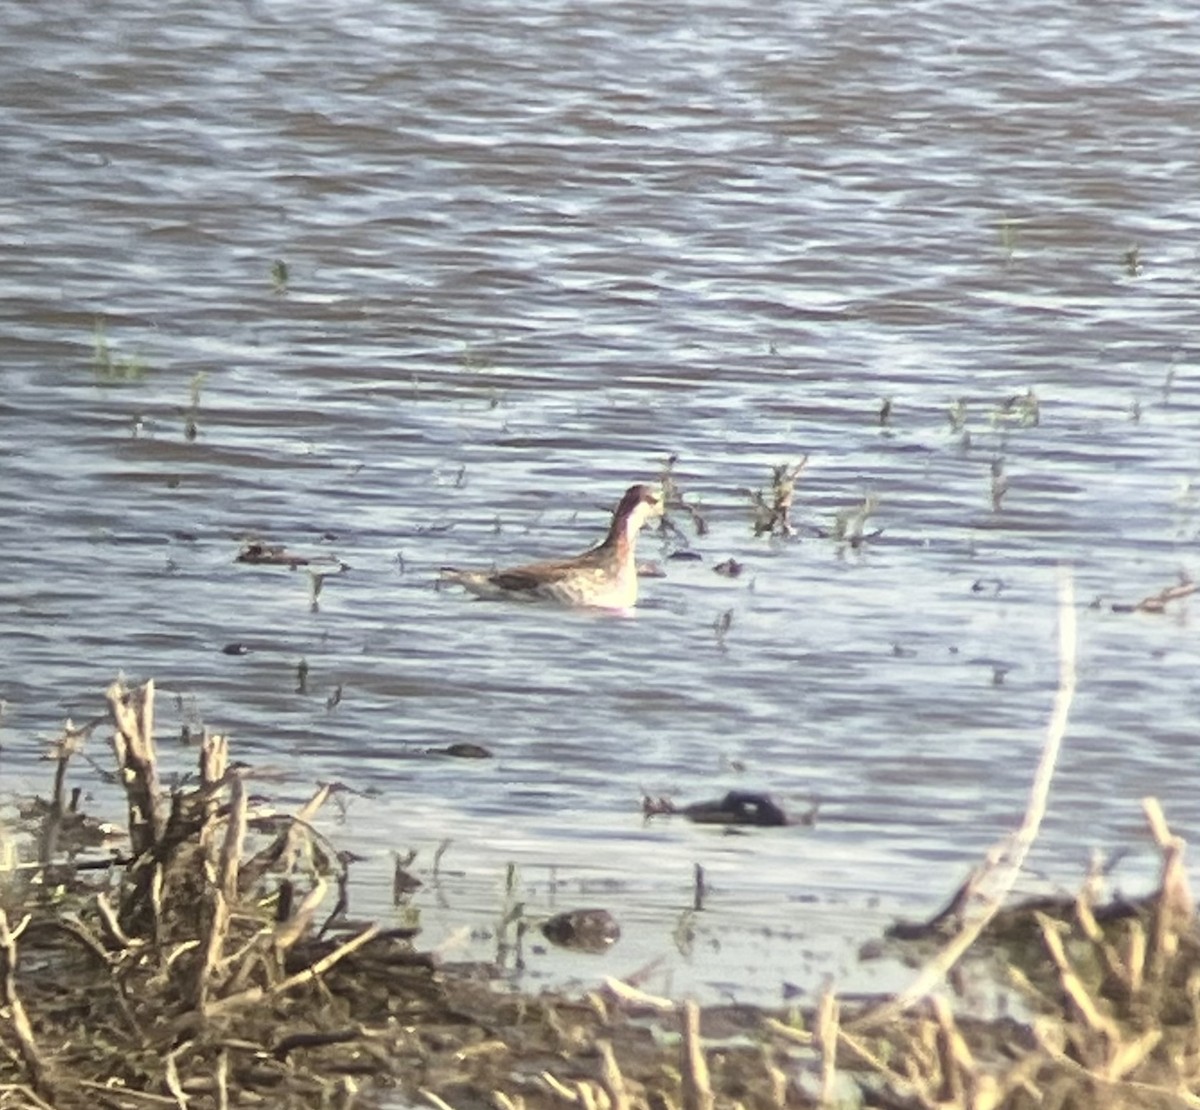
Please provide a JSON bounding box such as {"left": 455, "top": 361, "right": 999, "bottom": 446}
{"left": 605, "top": 509, "right": 643, "bottom": 565}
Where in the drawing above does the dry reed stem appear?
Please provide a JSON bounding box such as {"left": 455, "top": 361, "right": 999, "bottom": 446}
{"left": 0, "top": 1084, "right": 58, "bottom": 1110}
{"left": 76, "top": 1079, "right": 180, "bottom": 1105}
{"left": 1073, "top": 889, "right": 1131, "bottom": 993}
{"left": 107, "top": 679, "right": 166, "bottom": 855}
{"left": 596, "top": 1040, "right": 630, "bottom": 1110}
{"left": 273, "top": 876, "right": 330, "bottom": 954}
{"left": 855, "top": 565, "right": 1077, "bottom": 1029}
{"left": 680, "top": 1000, "right": 713, "bottom": 1110}
{"left": 149, "top": 861, "right": 166, "bottom": 948}
{"left": 215, "top": 1050, "right": 229, "bottom": 1110}
{"left": 931, "top": 995, "right": 976, "bottom": 1106}
{"left": 164, "top": 1046, "right": 188, "bottom": 1109}
{"left": 217, "top": 775, "right": 247, "bottom": 905}
{"left": 200, "top": 732, "right": 228, "bottom": 787}
{"left": 540, "top": 1072, "right": 577, "bottom": 1101}
{"left": 195, "top": 777, "right": 248, "bottom": 1009}
{"left": 38, "top": 723, "right": 82, "bottom": 862}
{"left": 1143, "top": 797, "right": 1193, "bottom": 983}
{"left": 818, "top": 1026, "right": 913, "bottom": 1097}
{"left": 602, "top": 976, "right": 676, "bottom": 1014}
{"left": 1124, "top": 921, "right": 1147, "bottom": 993}
{"left": 199, "top": 733, "right": 229, "bottom": 829}
{"left": 296, "top": 782, "right": 335, "bottom": 824}
{"left": 1106, "top": 1028, "right": 1162, "bottom": 1083}
{"left": 1036, "top": 913, "right": 1122, "bottom": 1048}
{"left": 207, "top": 922, "right": 383, "bottom": 1017}
{"left": 96, "top": 890, "right": 135, "bottom": 948}
{"left": 815, "top": 983, "right": 839, "bottom": 1105}
{"left": 0, "top": 910, "right": 53, "bottom": 1103}
{"left": 762, "top": 1018, "right": 812, "bottom": 1048}
{"left": 241, "top": 811, "right": 340, "bottom": 893}
{"left": 1031, "top": 1028, "right": 1200, "bottom": 1109}
{"left": 420, "top": 1088, "right": 459, "bottom": 1110}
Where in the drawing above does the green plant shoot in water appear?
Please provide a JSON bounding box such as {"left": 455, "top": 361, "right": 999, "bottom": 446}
{"left": 92, "top": 318, "right": 148, "bottom": 383}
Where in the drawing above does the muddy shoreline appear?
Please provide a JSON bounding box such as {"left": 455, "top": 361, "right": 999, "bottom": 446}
{"left": 1, "top": 679, "right": 1195, "bottom": 1110}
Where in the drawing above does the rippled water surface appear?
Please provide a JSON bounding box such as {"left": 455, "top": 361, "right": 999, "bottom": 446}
{"left": 3, "top": 0, "right": 1200, "bottom": 1003}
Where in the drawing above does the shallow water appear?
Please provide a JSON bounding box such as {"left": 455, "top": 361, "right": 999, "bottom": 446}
{"left": 2, "top": 0, "right": 1199, "bottom": 1004}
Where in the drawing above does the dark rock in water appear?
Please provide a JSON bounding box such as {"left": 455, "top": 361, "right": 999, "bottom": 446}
{"left": 236, "top": 541, "right": 310, "bottom": 568}
{"left": 541, "top": 908, "right": 621, "bottom": 953}
{"left": 437, "top": 743, "right": 492, "bottom": 759}
{"left": 712, "top": 557, "right": 744, "bottom": 578}
{"left": 683, "top": 791, "right": 790, "bottom": 827}
{"left": 221, "top": 642, "right": 250, "bottom": 656}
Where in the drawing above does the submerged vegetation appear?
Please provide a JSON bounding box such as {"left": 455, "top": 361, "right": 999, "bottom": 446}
{"left": 184, "top": 371, "right": 207, "bottom": 441}
{"left": 750, "top": 459, "right": 807, "bottom": 538}
{"left": 92, "top": 318, "right": 148, "bottom": 383}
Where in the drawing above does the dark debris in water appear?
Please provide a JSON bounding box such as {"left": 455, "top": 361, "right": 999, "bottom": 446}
{"left": 431, "top": 742, "right": 492, "bottom": 759}
{"left": 643, "top": 790, "right": 814, "bottom": 828}
{"left": 236, "top": 541, "right": 310, "bottom": 568}
{"left": 540, "top": 908, "right": 621, "bottom": 953}
{"left": 1111, "top": 575, "right": 1195, "bottom": 614}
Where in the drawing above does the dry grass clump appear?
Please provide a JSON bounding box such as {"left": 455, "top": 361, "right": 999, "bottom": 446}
{"left": 782, "top": 801, "right": 1200, "bottom": 1110}
{"left": 0, "top": 679, "right": 427, "bottom": 1107}
{"left": 3, "top": 672, "right": 1200, "bottom": 1110}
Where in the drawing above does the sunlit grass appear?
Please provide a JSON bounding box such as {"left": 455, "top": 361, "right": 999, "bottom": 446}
{"left": 997, "top": 216, "right": 1019, "bottom": 264}
{"left": 832, "top": 493, "right": 878, "bottom": 548}
{"left": 92, "top": 318, "right": 148, "bottom": 383}
{"left": 184, "top": 371, "right": 207, "bottom": 441}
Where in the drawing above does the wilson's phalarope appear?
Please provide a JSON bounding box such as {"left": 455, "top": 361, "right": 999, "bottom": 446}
{"left": 440, "top": 484, "right": 661, "bottom": 609}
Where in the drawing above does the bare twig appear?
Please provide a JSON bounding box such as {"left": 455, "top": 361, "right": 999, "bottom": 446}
{"left": 273, "top": 876, "right": 330, "bottom": 955}
{"left": 0, "top": 910, "right": 54, "bottom": 1102}
{"left": 420, "top": 1089, "right": 459, "bottom": 1110}
{"left": 76, "top": 1081, "right": 180, "bottom": 1105}
{"left": 195, "top": 776, "right": 248, "bottom": 1009}
{"left": 296, "top": 782, "right": 336, "bottom": 824}
{"left": 207, "top": 922, "right": 382, "bottom": 1017}
{"left": 680, "top": 1000, "right": 713, "bottom": 1110}
{"left": 815, "top": 983, "right": 839, "bottom": 1104}
{"left": 855, "top": 565, "right": 1077, "bottom": 1028}
{"left": 215, "top": 1050, "right": 229, "bottom": 1110}
{"left": 107, "top": 679, "right": 166, "bottom": 855}
{"left": 1142, "top": 797, "right": 1193, "bottom": 982}
{"left": 596, "top": 1040, "right": 630, "bottom": 1110}
{"left": 164, "top": 1045, "right": 190, "bottom": 1109}
{"left": 602, "top": 976, "right": 676, "bottom": 1014}
{"left": 199, "top": 732, "right": 229, "bottom": 832}
{"left": 1111, "top": 577, "right": 1196, "bottom": 614}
